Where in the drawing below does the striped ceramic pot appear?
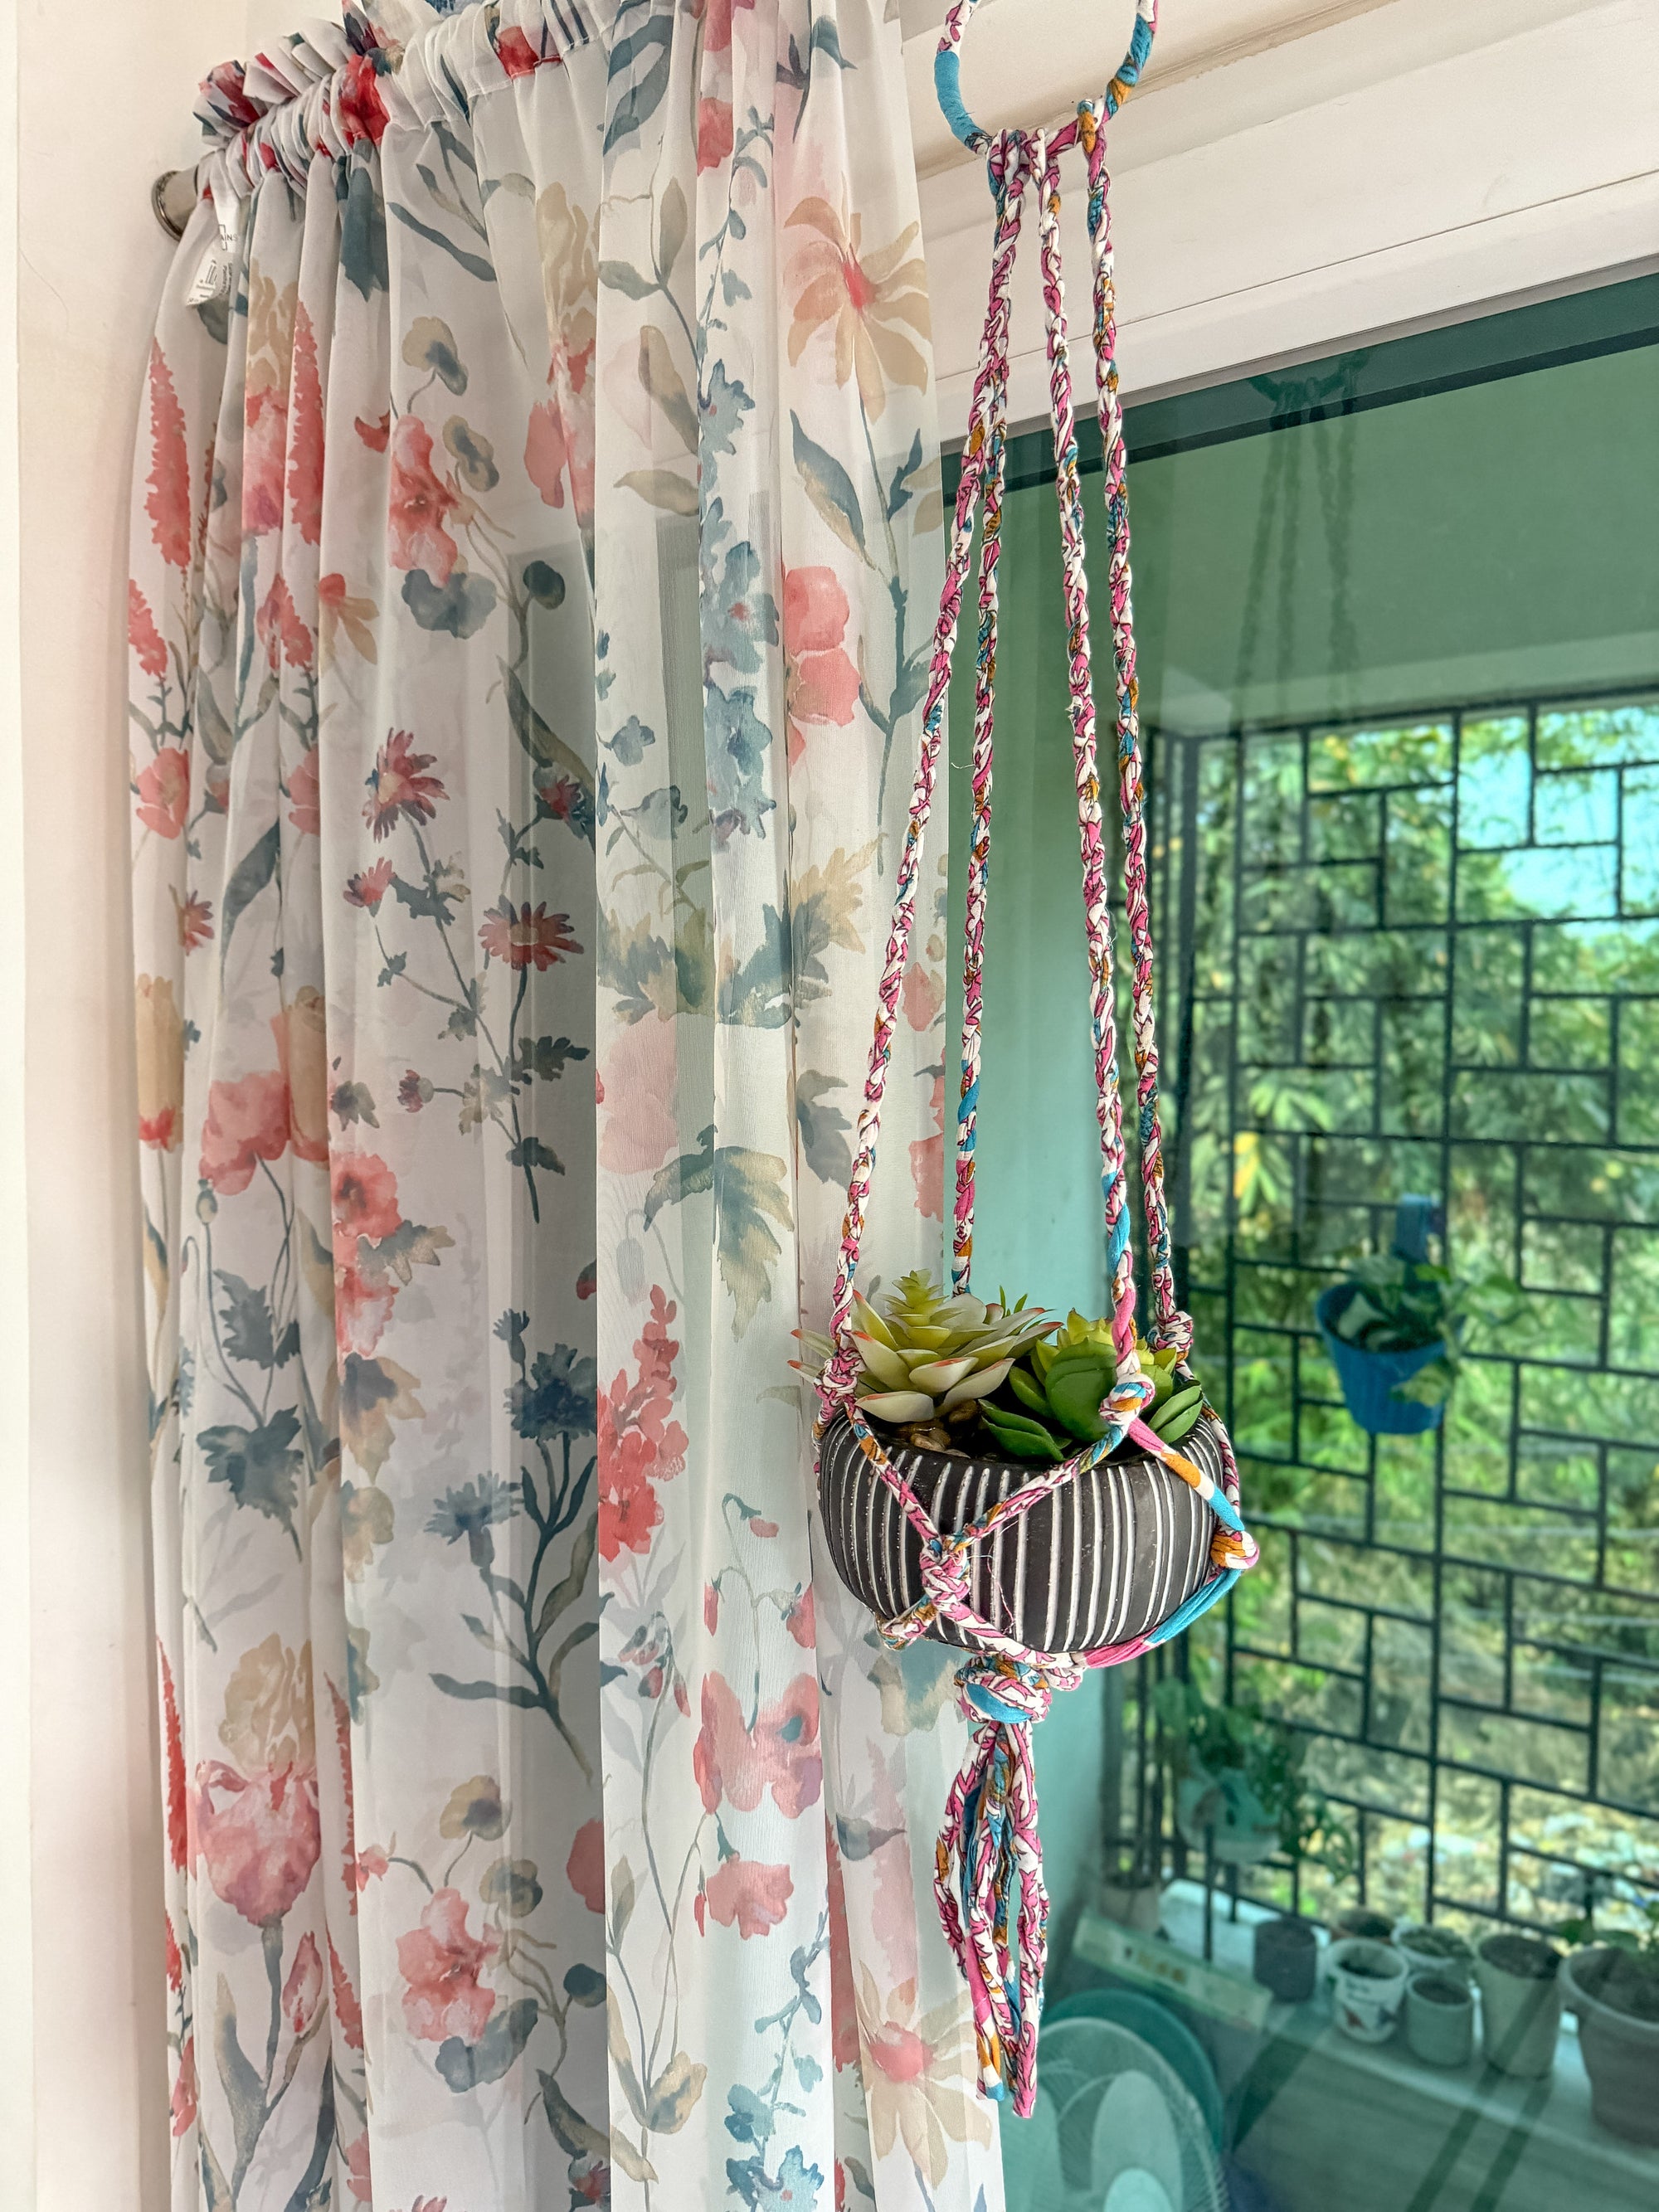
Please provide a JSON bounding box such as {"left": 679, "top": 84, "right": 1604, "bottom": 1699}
{"left": 816, "top": 1410, "right": 1221, "bottom": 1659}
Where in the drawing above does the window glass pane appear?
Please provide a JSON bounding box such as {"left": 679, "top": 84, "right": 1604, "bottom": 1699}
{"left": 945, "top": 275, "right": 1659, "bottom": 2212}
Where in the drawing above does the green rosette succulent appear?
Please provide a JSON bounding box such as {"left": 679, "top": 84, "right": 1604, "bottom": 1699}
{"left": 980, "top": 1314, "right": 1206, "bottom": 1465}
{"left": 795, "top": 1270, "right": 1056, "bottom": 1448}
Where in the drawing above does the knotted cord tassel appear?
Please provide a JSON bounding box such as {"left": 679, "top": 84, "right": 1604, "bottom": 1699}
{"left": 934, "top": 1656, "right": 1078, "bottom": 2114}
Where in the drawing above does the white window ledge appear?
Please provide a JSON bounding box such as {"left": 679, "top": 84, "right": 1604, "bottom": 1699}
{"left": 1068, "top": 1882, "right": 1655, "bottom": 2212}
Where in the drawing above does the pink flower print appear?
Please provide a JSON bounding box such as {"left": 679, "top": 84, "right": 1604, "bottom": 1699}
{"left": 170, "top": 2035, "right": 197, "bottom": 2138}
{"left": 338, "top": 52, "right": 389, "bottom": 147}
{"left": 331, "top": 1150, "right": 402, "bottom": 1356}
{"left": 597, "top": 1454, "right": 661, "bottom": 1561}
{"left": 478, "top": 901, "right": 581, "bottom": 971}
{"left": 346, "top": 2134, "right": 372, "bottom": 2204}
{"left": 697, "top": 1855, "right": 794, "bottom": 1938}
{"left": 145, "top": 343, "right": 192, "bottom": 568}
{"left": 700, "top": 0, "right": 756, "bottom": 56}
{"left": 243, "top": 382, "right": 289, "bottom": 537}
{"left": 160, "top": 1642, "right": 188, "bottom": 1871}
{"left": 350, "top": 1845, "right": 389, "bottom": 1893}
{"left": 287, "top": 746, "right": 321, "bottom": 836}
{"left": 258, "top": 574, "right": 314, "bottom": 670}
{"left": 344, "top": 859, "right": 392, "bottom": 910}
{"left": 698, "top": 97, "right": 734, "bottom": 173}
{"left": 199, "top": 1069, "right": 291, "bottom": 1195}
{"left": 694, "top": 1672, "right": 822, "bottom": 1820}
{"left": 524, "top": 397, "right": 572, "bottom": 511}
{"left": 364, "top": 729, "right": 445, "bottom": 839}
{"left": 597, "top": 1287, "right": 688, "bottom": 1561}
{"left": 288, "top": 301, "right": 324, "bottom": 546}
{"left": 194, "top": 1758, "right": 321, "bottom": 1925}
{"left": 902, "top": 960, "right": 944, "bottom": 1033}
{"left": 335, "top": 1267, "right": 396, "bottom": 1359}
{"left": 397, "top": 1887, "right": 499, "bottom": 2044}
{"left": 785, "top": 1583, "right": 815, "bottom": 1649}
{"left": 783, "top": 566, "right": 860, "bottom": 763}
{"left": 910, "top": 1069, "right": 945, "bottom": 1222}
{"left": 136, "top": 746, "right": 189, "bottom": 839}
{"left": 387, "top": 415, "right": 459, "bottom": 583}
{"left": 173, "top": 888, "right": 213, "bottom": 951}
{"left": 282, "top": 1931, "right": 324, "bottom": 2035}
{"left": 567, "top": 1818, "right": 606, "bottom": 1915}
{"left": 329, "top": 1936, "right": 365, "bottom": 2050}
{"left": 129, "top": 582, "right": 168, "bottom": 681}
{"left": 597, "top": 1018, "right": 677, "bottom": 1174}
{"left": 495, "top": 24, "right": 540, "bottom": 75}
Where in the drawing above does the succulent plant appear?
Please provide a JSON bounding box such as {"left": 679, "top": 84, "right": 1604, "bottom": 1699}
{"left": 795, "top": 1270, "right": 1056, "bottom": 1448}
{"left": 980, "top": 1315, "right": 1205, "bottom": 1465}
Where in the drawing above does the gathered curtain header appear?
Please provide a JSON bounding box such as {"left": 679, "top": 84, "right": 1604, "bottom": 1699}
{"left": 193, "top": 0, "right": 605, "bottom": 198}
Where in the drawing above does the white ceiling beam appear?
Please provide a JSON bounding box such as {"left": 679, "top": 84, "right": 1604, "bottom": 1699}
{"left": 909, "top": 0, "right": 1659, "bottom": 424}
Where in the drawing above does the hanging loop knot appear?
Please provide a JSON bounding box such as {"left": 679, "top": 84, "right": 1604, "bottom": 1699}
{"left": 919, "top": 1534, "right": 975, "bottom": 1620}
{"left": 985, "top": 128, "right": 1037, "bottom": 202}
{"left": 1105, "top": 1369, "right": 1156, "bottom": 1427}
{"left": 959, "top": 1652, "right": 1082, "bottom": 1728}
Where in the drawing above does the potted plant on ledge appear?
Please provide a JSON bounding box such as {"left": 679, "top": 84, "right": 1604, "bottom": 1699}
{"left": 1561, "top": 1901, "right": 1659, "bottom": 2144}
{"left": 1474, "top": 1931, "right": 1563, "bottom": 2078}
{"left": 1315, "top": 1196, "right": 1515, "bottom": 1437}
{"left": 1153, "top": 1680, "right": 1355, "bottom": 1878}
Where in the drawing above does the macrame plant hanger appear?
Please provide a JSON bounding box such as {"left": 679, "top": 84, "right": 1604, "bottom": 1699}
{"left": 811, "top": 0, "right": 1263, "bottom": 2116}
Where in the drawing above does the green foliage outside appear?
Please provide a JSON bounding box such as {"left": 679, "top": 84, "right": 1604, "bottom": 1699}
{"left": 1148, "top": 701, "right": 1659, "bottom": 1938}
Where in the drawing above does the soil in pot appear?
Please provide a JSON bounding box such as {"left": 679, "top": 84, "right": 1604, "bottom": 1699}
{"left": 1397, "top": 1923, "right": 1474, "bottom": 1985}
{"left": 1405, "top": 1973, "right": 1474, "bottom": 2068}
{"left": 1562, "top": 1947, "right": 1659, "bottom": 2146}
{"left": 1253, "top": 1916, "right": 1317, "bottom": 2003}
{"left": 1476, "top": 1934, "right": 1563, "bottom": 2079}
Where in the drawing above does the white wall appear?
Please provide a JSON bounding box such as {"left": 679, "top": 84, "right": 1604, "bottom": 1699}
{"left": 11, "top": 8, "right": 308, "bottom": 2205}
{"left": 3, "top": 2, "right": 1650, "bottom": 2207}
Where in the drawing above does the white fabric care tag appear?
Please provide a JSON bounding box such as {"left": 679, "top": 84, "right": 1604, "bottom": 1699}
{"left": 187, "top": 186, "right": 243, "bottom": 306}
{"left": 186, "top": 240, "right": 234, "bottom": 306}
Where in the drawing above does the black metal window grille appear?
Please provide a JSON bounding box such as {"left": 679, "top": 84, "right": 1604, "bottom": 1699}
{"left": 1130, "top": 688, "right": 1659, "bottom": 1938}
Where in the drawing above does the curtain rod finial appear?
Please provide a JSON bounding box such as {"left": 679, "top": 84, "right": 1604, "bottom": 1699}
{"left": 151, "top": 168, "right": 198, "bottom": 243}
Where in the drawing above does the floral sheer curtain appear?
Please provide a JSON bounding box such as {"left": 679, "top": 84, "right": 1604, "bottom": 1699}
{"left": 129, "top": 3, "right": 995, "bottom": 2208}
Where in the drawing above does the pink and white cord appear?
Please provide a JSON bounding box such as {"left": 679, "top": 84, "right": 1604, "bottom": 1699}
{"left": 815, "top": 1, "right": 1259, "bottom": 2116}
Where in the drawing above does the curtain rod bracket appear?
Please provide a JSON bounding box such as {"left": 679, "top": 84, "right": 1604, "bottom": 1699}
{"left": 151, "top": 168, "right": 197, "bottom": 244}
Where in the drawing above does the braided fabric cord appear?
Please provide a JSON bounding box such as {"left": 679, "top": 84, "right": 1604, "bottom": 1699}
{"left": 815, "top": 0, "right": 1259, "bottom": 2116}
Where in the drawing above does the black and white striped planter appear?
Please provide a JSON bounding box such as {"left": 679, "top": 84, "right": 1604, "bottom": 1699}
{"left": 816, "top": 1410, "right": 1221, "bottom": 1660}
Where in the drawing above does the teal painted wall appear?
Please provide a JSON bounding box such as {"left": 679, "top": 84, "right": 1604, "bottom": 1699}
{"left": 946, "top": 338, "right": 1659, "bottom": 1319}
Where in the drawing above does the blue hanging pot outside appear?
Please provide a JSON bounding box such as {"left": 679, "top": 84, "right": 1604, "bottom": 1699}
{"left": 1316, "top": 1286, "right": 1447, "bottom": 1435}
